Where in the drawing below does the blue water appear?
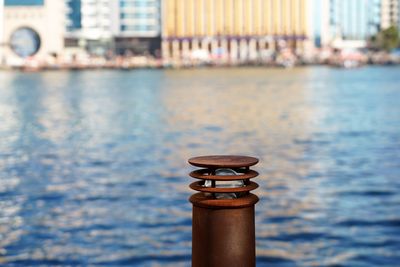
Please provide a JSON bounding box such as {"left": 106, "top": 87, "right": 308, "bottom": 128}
{"left": 0, "top": 67, "right": 399, "bottom": 266}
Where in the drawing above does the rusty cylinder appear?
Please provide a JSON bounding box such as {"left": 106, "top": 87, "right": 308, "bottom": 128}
{"left": 188, "top": 155, "right": 260, "bottom": 267}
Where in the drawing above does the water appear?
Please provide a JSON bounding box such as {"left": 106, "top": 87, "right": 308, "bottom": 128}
{"left": 0, "top": 67, "right": 399, "bottom": 266}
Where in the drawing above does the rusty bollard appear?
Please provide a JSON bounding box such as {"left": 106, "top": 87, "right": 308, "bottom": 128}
{"left": 188, "top": 155, "right": 259, "bottom": 267}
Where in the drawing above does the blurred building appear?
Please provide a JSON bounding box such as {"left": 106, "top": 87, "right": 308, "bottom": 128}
{"left": 2, "top": 0, "right": 64, "bottom": 64}
{"left": 327, "top": 0, "right": 380, "bottom": 49}
{"left": 380, "top": 0, "right": 399, "bottom": 30}
{"left": 65, "top": 0, "right": 161, "bottom": 56}
{"left": 116, "top": 0, "right": 161, "bottom": 55}
{"left": 0, "top": 0, "right": 4, "bottom": 63}
{"left": 161, "top": 0, "right": 313, "bottom": 62}
{"left": 313, "top": 0, "right": 331, "bottom": 47}
{"left": 65, "top": 0, "right": 115, "bottom": 55}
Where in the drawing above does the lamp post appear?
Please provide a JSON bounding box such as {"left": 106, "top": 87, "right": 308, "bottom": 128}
{"left": 188, "top": 155, "right": 260, "bottom": 267}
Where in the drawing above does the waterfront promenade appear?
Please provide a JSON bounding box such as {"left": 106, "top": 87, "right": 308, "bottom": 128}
{"left": 1, "top": 49, "right": 400, "bottom": 71}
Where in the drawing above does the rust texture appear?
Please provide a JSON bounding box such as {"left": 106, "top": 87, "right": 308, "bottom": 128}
{"left": 188, "top": 155, "right": 259, "bottom": 267}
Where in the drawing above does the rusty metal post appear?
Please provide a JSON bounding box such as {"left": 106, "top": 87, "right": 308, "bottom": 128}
{"left": 188, "top": 155, "right": 259, "bottom": 267}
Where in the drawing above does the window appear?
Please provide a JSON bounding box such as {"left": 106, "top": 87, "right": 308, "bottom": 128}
{"left": 121, "top": 25, "right": 156, "bottom": 32}
{"left": 120, "top": 0, "right": 157, "bottom": 8}
{"left": 5, "top": 0, "right": 44, "bottom": 6}
{"left": 121, "top": 13, "right": 153, "bottom": 19}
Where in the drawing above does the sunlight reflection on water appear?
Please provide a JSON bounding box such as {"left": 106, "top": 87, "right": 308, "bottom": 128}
{"left": 0, "top": 67, "right": 399, "bottom": 266}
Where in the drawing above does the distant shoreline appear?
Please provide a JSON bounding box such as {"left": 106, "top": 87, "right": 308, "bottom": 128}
{"left": 1, "top": 62, "right": 400, "bottom": 72}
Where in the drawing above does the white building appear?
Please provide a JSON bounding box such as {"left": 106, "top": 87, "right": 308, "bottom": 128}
{"left": 3, "top": 0, "right": 64, "bottom": 64}
{"left": 314, "top": 0, "right": 381, "bottom": 49}
{"left": 313, "top": 0, "right": 332, "bottom": 47}
{"left": 380, "top": 0, "right": 399, "bottom": 30}
{"left": 0, "top": 0, "right": 4, "bottom": 63}
{"left": 65, "top": 0, "right": 161, "bottom": 55}
{"left": 118, "top": 0, "right": 160, "bottom": 38}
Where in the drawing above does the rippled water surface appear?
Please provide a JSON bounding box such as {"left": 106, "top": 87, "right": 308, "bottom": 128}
{"left": 0, "top": 67, "right": 399, "bottom": 266}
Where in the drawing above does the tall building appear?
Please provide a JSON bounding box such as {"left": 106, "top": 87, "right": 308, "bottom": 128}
{"left": 66, "top": 0, "right": 81, "bottom": 32}
{"left": 115, "top": 0, "right": 161, "bottom": 55}
{"left": 65, "top": 0, "right": 116, "bottom": 55}
{"left": 313, "top": 0, "right": 331, "bottom": 47}
{"left": 161, "top": 0, "right": 313, "bottom": 61}
{"left": 119, "top": 0, "right": 160, "bottom": 37}
{"left": 328, "top": 0, "right": 379, "bottom": 41}
{"left": 0, "top": 0, "right": 4, "bottom": 63}
{"left": 3, "top": 0, "right": 64, "bottom": 63}
{"left": 380, "top": 0, "right": 399, "bottom": 30}
{"left": 65, "top": 0, "right": 161, "bottom": 56}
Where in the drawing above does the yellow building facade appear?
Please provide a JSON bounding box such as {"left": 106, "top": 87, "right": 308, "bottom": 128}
{"left": 162, "top": 0, "right": 312, "bottom": 62}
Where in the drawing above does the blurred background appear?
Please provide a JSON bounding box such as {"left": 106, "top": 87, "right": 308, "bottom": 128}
{"left": 0, "top": 0, "right": 399, "bottom": 68}
{"left": 0, "top": 1, "right": 400, "bottom": 266}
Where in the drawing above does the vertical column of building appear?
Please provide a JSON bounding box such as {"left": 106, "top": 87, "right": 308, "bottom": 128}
{"left": 354, "top": 0, "right": 360, "bottom": 39}
{"left": 162, "top": 0, "right": 174, "bottom": 60}
{"left": 345, "top": 0, "right": 352, "bottom": 38}
{"left": 194, "top": 0, "right": 204, "bottom": 52}
{"left": 214, "top": 0, "right": 223, "bottom": 60}
{"left": 320, "top": 0, "right": 331, "bottom": 47}
{"left": 184, "top": 0, "right": 194, "bottom": 59}
{"left": 282, "top": 0, "right": 288, "bottom": 39}
{"left": 240, "top": 0, "right": 249, "bottom": 60}
{"left": 243, "top": 0, "right": 251, "bottom": 36}
{"left": 223, "top": 0, "right": 232, "bottom": 61}
{"left": 263, "top": 0, "right": 273, "bottom": 50}
{"left": 361, "top": 0, "right": 367, "bottom": 39}
{"left": 254, "top": 0, "right": 264, "bottom": 53}
{"left": 292, "top": 0, "right": 300, "bottom": 50}
{"left": 341, "top": 0, "right": 346, "bottom": 38}
{"left": 396, "top": 0, "right": 400, "bottom": 29}
{"left": 296, "top": 0, "right": 304, "bottom": 51}
{"left": 215, "top": 0, "right": 223, "bottom": 37}
{"left": 233, "top": 0, "right": 242, "bottom": 61}
{"left": 350, "top": 0, "right": 356, "bottom": 39}
{"left": 160, "top": 0, "right": 170, "bottom": 60}
{"left": 110, "top": 0, "right": 119, "bottom": 38}
{"left": 272, "top": 0, "right": 280, "bottom": 49}
{"left": 182, "top": 0, "right": 187, "bottom": 54}
{"left": 357, "top": 0, "right": 364, "bottom": 40}
{"left": 288, "top": 0, "right": 295, "bottom": 48}
{"left": 289, "top": 0, "right": 296, "bottom": 49}
{"left": 330, "top": 0, "right": 337, "bottom": 38}
{"left": 396, "top": 0, "right": 400, "bottom": 30}
{"left": 173, "top": 0, "right": 184, "bottom": 59}
{"left": 380, "top": 0, "right": 399, "bottom": 30}
{"left": 368, "top": 0, "right": 380, "bottom": 38}
{"left": 228, "top": 0, "right": 238, "bottom": 62}
{"left": 329, "top": 0, "right": 335, "bottom": 39}
{"left": 196, "top": 0, "right": 204, "bottom": 37}
{"left": 253, "top": 0, "right": 261, "bottom": 37}
{"left": 208, "top": 0, "right": 219, "bottom": 56}
{"left": 224, "top": 0, "right": 232, "bottom": 60}
{"left": 0, "top": 0, "right": 3, "bottom": 64}
{"left": 247, "top": 0, "right": 259, "bottom": 60}
{"left": 177, "top": 1, "right": 185, "bottom": 36}
{"left": 218, "top": 0, "right": 228, "bottom": 61}
{"left": 171, "top": 0, "right": 180, "bottom": 60}
{"left": 202, "top": 0, "right": 213, "bottom": 52}
{"left": 303, "top": 0, "right": 314, "bottom": 54}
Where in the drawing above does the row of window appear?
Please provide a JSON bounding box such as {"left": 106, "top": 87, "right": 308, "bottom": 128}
{"left": 121, "top": 13, "right": 157, "bottom": 19}
{"left": 121, "top": 25, "right": 158, "bottom": 31}
{"left": 5, "top": 12, "right": 44, "bottom": 19}
{"left": 120, "top": 1, "right": 158, "bottom": 8}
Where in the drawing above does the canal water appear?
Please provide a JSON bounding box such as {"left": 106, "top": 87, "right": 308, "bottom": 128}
{"left": 0, "top": 67, "right": 399, "bottom": 266}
